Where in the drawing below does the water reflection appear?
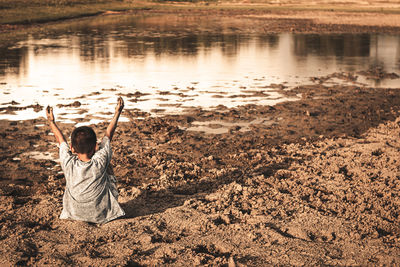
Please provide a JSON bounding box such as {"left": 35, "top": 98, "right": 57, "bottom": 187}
{"left": 0, "top": 46, "right": 28, "bottom": 76}
{"left": 0, "top": 15, "right": 399, "bottom": 121}
{"left": 293, "top": 34, "right": 371, "bottom": 57}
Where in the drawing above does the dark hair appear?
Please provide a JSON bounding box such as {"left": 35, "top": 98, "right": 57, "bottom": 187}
{"left": 71, "top": 126, "right": 97, "bottom": 155}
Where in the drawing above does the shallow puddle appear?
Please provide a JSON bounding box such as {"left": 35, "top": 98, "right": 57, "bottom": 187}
{"left": 23, "top": 151, "right": 58, "bottom": 161}
{"left": 0, "top": 15, "right": 399, "bottom": 122}
{"left": 186, "top": 118, "right": 276, "bottom": 134}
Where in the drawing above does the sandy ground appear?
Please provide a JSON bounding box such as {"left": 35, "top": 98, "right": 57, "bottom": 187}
{"left": 1, "top": 5, "right": 400, "bottom": 267}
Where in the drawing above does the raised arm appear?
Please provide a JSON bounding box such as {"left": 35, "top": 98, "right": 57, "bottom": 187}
{"left": 46, "top": 106, "right": 67, "bottom": 144}
{"left": 106, "top": 97, "right": 124, "bottom": 142}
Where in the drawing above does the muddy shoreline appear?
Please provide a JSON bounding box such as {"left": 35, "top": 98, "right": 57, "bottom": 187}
{"left": 2, "top": 4, "right": 400, "bottom": 36}
{"left": 139, "top": 8, "right": 400, "bottom": 34}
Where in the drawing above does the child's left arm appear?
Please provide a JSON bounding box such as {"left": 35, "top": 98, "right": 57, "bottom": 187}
{"left": 105, "top": 97, "right": 124, "bottom": 142}
{"left": 46, "top": 106, "right": 67, "bottom": 145}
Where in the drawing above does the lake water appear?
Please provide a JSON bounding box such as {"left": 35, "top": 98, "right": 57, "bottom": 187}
{"left": 0, "top": 14, "right": 399, "bottom": 122}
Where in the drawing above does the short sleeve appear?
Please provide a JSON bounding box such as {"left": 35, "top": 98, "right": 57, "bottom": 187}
{"left": 91, "top": 136, "right": 112, "bottom": 169}
{"left": 59, "top": 142, "right": 73, "bottom": 170}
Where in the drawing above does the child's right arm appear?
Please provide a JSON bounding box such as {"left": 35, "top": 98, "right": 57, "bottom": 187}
{"left": 46, "top": 106, "right": 67, "bottom": 145}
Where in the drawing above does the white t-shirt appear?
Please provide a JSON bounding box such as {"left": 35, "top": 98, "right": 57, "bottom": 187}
{"left": 59, "top": 136, "right": 125, "bottom": 224}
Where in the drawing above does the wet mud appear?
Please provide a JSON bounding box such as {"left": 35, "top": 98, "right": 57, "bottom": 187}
{"left": 1, "top": 67, "right": 400, "bottom": 265}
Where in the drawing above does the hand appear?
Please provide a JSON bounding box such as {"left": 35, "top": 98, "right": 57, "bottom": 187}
{"left": 46, "top": 106, "right": 55, "bottom": 122}
{"left": 115, "top": 97, "right": 124, "bottom": 114}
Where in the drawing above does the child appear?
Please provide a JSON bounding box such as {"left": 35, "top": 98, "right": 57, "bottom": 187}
{"left": 46, "top": 97, "right": 125, "bottom": 224}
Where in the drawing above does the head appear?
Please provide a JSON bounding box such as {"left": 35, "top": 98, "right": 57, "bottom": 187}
{"left": 71, "top": 126, "right": 97, "bottom": 157}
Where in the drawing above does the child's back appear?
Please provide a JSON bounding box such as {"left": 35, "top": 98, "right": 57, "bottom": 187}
{"left": 59, "top": 133, "right": 124, "bottom": 223}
